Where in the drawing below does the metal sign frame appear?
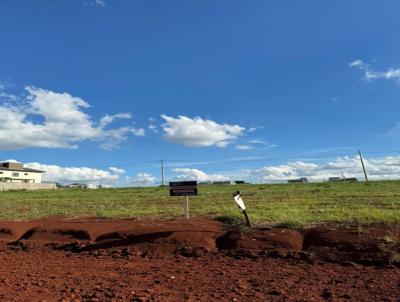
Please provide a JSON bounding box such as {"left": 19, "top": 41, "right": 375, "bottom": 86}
{"left": 169, "top": 181, "right": 198, "bottom": 196}
{"left": 169, "top": 181, "right": 198, "bottom": 219}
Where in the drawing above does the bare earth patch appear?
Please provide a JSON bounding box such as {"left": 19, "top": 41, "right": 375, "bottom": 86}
{"left": 0, "top": 218, "right": 399, "bottom": 301}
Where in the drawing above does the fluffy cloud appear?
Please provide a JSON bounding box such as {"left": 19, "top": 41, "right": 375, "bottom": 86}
{"left": 245, "top": 139, "right": 277, "bottom": 150}
{"left": 250, "top": 161, "right": 319, "bottom": 181}
{"left": 349, "top": 60, "right": 400, "bottom": 82}
{"left": 0, "top": 86, "right": 144, "bottom": 150}
{"left": 0, "top": 81, "right": 19, "bottom": 101}
{"left": 148, "top": 117, "right": 159, "bottom": 133}
{"left": 235, "top": 144, "right": 252, "bottom": 151}
{"left": 95, "top": 0, "right": 106, "bottom": 6}
{"left": 83, "top": 0, "right": 106, "bottom": 7}
{"left": 108, "top": 167, "right": 126, "bottom": 175}
{"left": 161, "top": 115, "right": 245, "bottom": 147}
{"left": 0, "top": 92, "right": 18, "bottom": 101}
{"left": 24, "top": 162, "right": 121, "bottom": 182}
{"left": 134, "top": 172, "right": 157, "bottom": 186}
{"left": 149, "top": 125, "right": 158, "bottom": 133}
{"left": 172, "top": 168, "right": 230, "bottom": 182}
{"left": 247, "top": 126, "right": 263, "bottom": 133}
{"left": 248, "top": 155, "right": 400, "bottom": 182}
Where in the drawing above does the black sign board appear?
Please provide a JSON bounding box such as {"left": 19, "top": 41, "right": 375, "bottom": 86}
{"left": 169, "top": 181, "right": 198, "bottom": 196}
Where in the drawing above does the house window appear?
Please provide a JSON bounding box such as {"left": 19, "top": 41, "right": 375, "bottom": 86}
{"left": 24, "top": 173, "right": 28, "bottom": 175}
{"left": 12, "top": 172, "right": 19, "bottom": 177}
{"left": 0, "top": 172, "right": 3, "bottom": 174}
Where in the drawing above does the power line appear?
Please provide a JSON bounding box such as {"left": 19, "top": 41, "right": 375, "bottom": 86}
{"left": 40, "top": 149, "right": 400, "bottom": 172}
{"left": 163, "top": 150, "right": 400, "bottom": 168}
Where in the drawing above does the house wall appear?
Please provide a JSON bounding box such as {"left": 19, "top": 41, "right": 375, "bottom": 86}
{"left": 0, "top": 170, "right": 42, "bottom": 183}
{"left": 0, "top": 182, "right": 56, "bottom": 191}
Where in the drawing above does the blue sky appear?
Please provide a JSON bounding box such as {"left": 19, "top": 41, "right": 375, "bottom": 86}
{"left": 1, "top": 1, "right": 400, "bottom": 185}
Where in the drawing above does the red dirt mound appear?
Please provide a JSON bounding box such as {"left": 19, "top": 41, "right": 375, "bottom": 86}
{"left": 0, "top": 228, "right": 13, "bottom": 240}
{"left": 217, "top": 228, "right": 305, "bottom": 259}
{"left": 0, "top": 218, "right": 399, "bottom": 301}
{"left": 1, "top": 218, "right": 399, "bottom": 266}
{"left": 0, "top": 220, "right": 41, "bottom": 241}
{"left": 3, "top": 218, "right": 224, "bottom": 255}
{"left": 216, "top": 226, "right": 400, "bottom": 266}
{"left": 19, "top": 227, "right": 91, "bottom": 242}
{"left": 303, "top": 227, "right": 400, "bottom": 265}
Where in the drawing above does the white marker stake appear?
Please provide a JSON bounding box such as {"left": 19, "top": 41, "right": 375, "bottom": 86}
{"left": 234, "top": 195, "right": 246, "bottom": 211}
{"left": 234, "top": 193, "right": 251, "bottom": 227}
{"left": 184, "top": 195, "right": 189, "bottom": 220}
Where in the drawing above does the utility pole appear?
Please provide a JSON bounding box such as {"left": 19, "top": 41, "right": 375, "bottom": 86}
{"left": 358, "top": 150, "right": 369, "bottom": 182}
{"left": 160, "top": 159, "right": 165, "bottom": 186}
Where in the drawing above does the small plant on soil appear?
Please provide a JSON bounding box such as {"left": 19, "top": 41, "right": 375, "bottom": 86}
{"left": 357, "top": 226, "right": 364, "bottom": 234}
{"left": 383, "top": 235, "right": 396, "bottom": 243}
{"left": 389, "top": 252, "right": 400, "bottom": 267}
{"left": 216, "top": 215, "right": 242, "bottom": 226}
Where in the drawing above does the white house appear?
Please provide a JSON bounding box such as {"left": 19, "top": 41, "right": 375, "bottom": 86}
{"left": 0, "top": 162, "right": 44, "bottom": 184}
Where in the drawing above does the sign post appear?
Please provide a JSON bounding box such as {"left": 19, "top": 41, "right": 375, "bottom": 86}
{"left": 169, "top": 181, "right": 198, "bottom": 220}
{"left": 184, "top": 195, "right": 189, "bottom": 219}
{"left": 233, "top": 191, "right": 251, "bottom": 227}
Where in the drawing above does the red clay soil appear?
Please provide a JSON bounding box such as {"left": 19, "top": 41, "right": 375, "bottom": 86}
{"left": 0, "top": 217, "right": 399, "bottom": 302}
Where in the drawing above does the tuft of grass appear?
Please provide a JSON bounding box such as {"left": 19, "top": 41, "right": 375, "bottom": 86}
{"left": 391, "top": 252, "right": 400, "bottom": 266}
{"left": 0, "top": 181, "right": 399, "bottom": 226}
{"left": 215, "top": 215, "right": 242, "bottom": 225}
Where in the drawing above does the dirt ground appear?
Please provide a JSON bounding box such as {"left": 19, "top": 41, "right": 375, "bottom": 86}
{"left": 0, "top": 218, "right": 399, "bottom": 302}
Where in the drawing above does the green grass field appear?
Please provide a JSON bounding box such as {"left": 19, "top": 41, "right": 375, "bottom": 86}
{"left": 0, "top": 181, "right": 400, "bottom": 226}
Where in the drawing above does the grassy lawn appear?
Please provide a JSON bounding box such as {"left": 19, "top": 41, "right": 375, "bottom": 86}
{"left": 0, "top": 181, "right": 399, "bottom": 226}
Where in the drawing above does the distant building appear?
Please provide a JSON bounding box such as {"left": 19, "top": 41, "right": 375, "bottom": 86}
{"left": 234, "top": 180, "right": 246, "bottom": 184}
{"left": 59, "top": 183, "right": 102, "bottom": 189}
{"left": 344, "top": 177, "right": 358, "bottom": 182}
{"left": 212, "top": 181, "right": 231, "bottom": 185}
{"left": 87, "top": 184, "right": 103, "bottom": 189}
{"left": 0, "top": 162, "right": 44, "bottom": 183}
{"left": 198, "top": 181, "right": 212, "bottom": 185}
{"left": 328, "top": 177, "right": 358, "bottom": 182}
{"left": 196, "top": 180, "right": 233, "bottom": 185}
{"left": 288, "top": 177, "right": 308, "bottom": 183}
{"left": 68, "top": 183, "right": 88, "bottom": 189}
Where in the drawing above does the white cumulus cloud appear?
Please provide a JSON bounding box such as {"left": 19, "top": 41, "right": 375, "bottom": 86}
{"left": 0, "top": 86, "right": 144, "bottom": 150}
{"left": 248, "top": 155, "right": 400, "bottom": 182}
{"left": 108, "top": 167, "right": 126, "bottom": 175}
{"left": 247, "top": 126, "right": 263, "bottom": 133}
{"left": 148, "top": 124, "right": 158, "bottom": 133}
{"left": 161, "top": 115, "right": 245, "bottom": 147}
{"left": 95, "top": 0, "right": 106, "bottom": 6}
{"left": 235, "top": 144, "right": 252, "bottom": 151}
{"left": 83, "top": 0, "right": 106, "bottom": 7}
{"left": 0, "top": 92, "right": 18, "bottom": 101}
{"left": 172, "top": 168, "right": 230, "bottom": 182}
{"left": 134, "top": 172, "right": 157, "bottom": 186}
{"left": 349, "top": 60, "right": 400, "bottom": 82}
{"left": 24, "top": 162, "right": 121, "bottom": 182}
